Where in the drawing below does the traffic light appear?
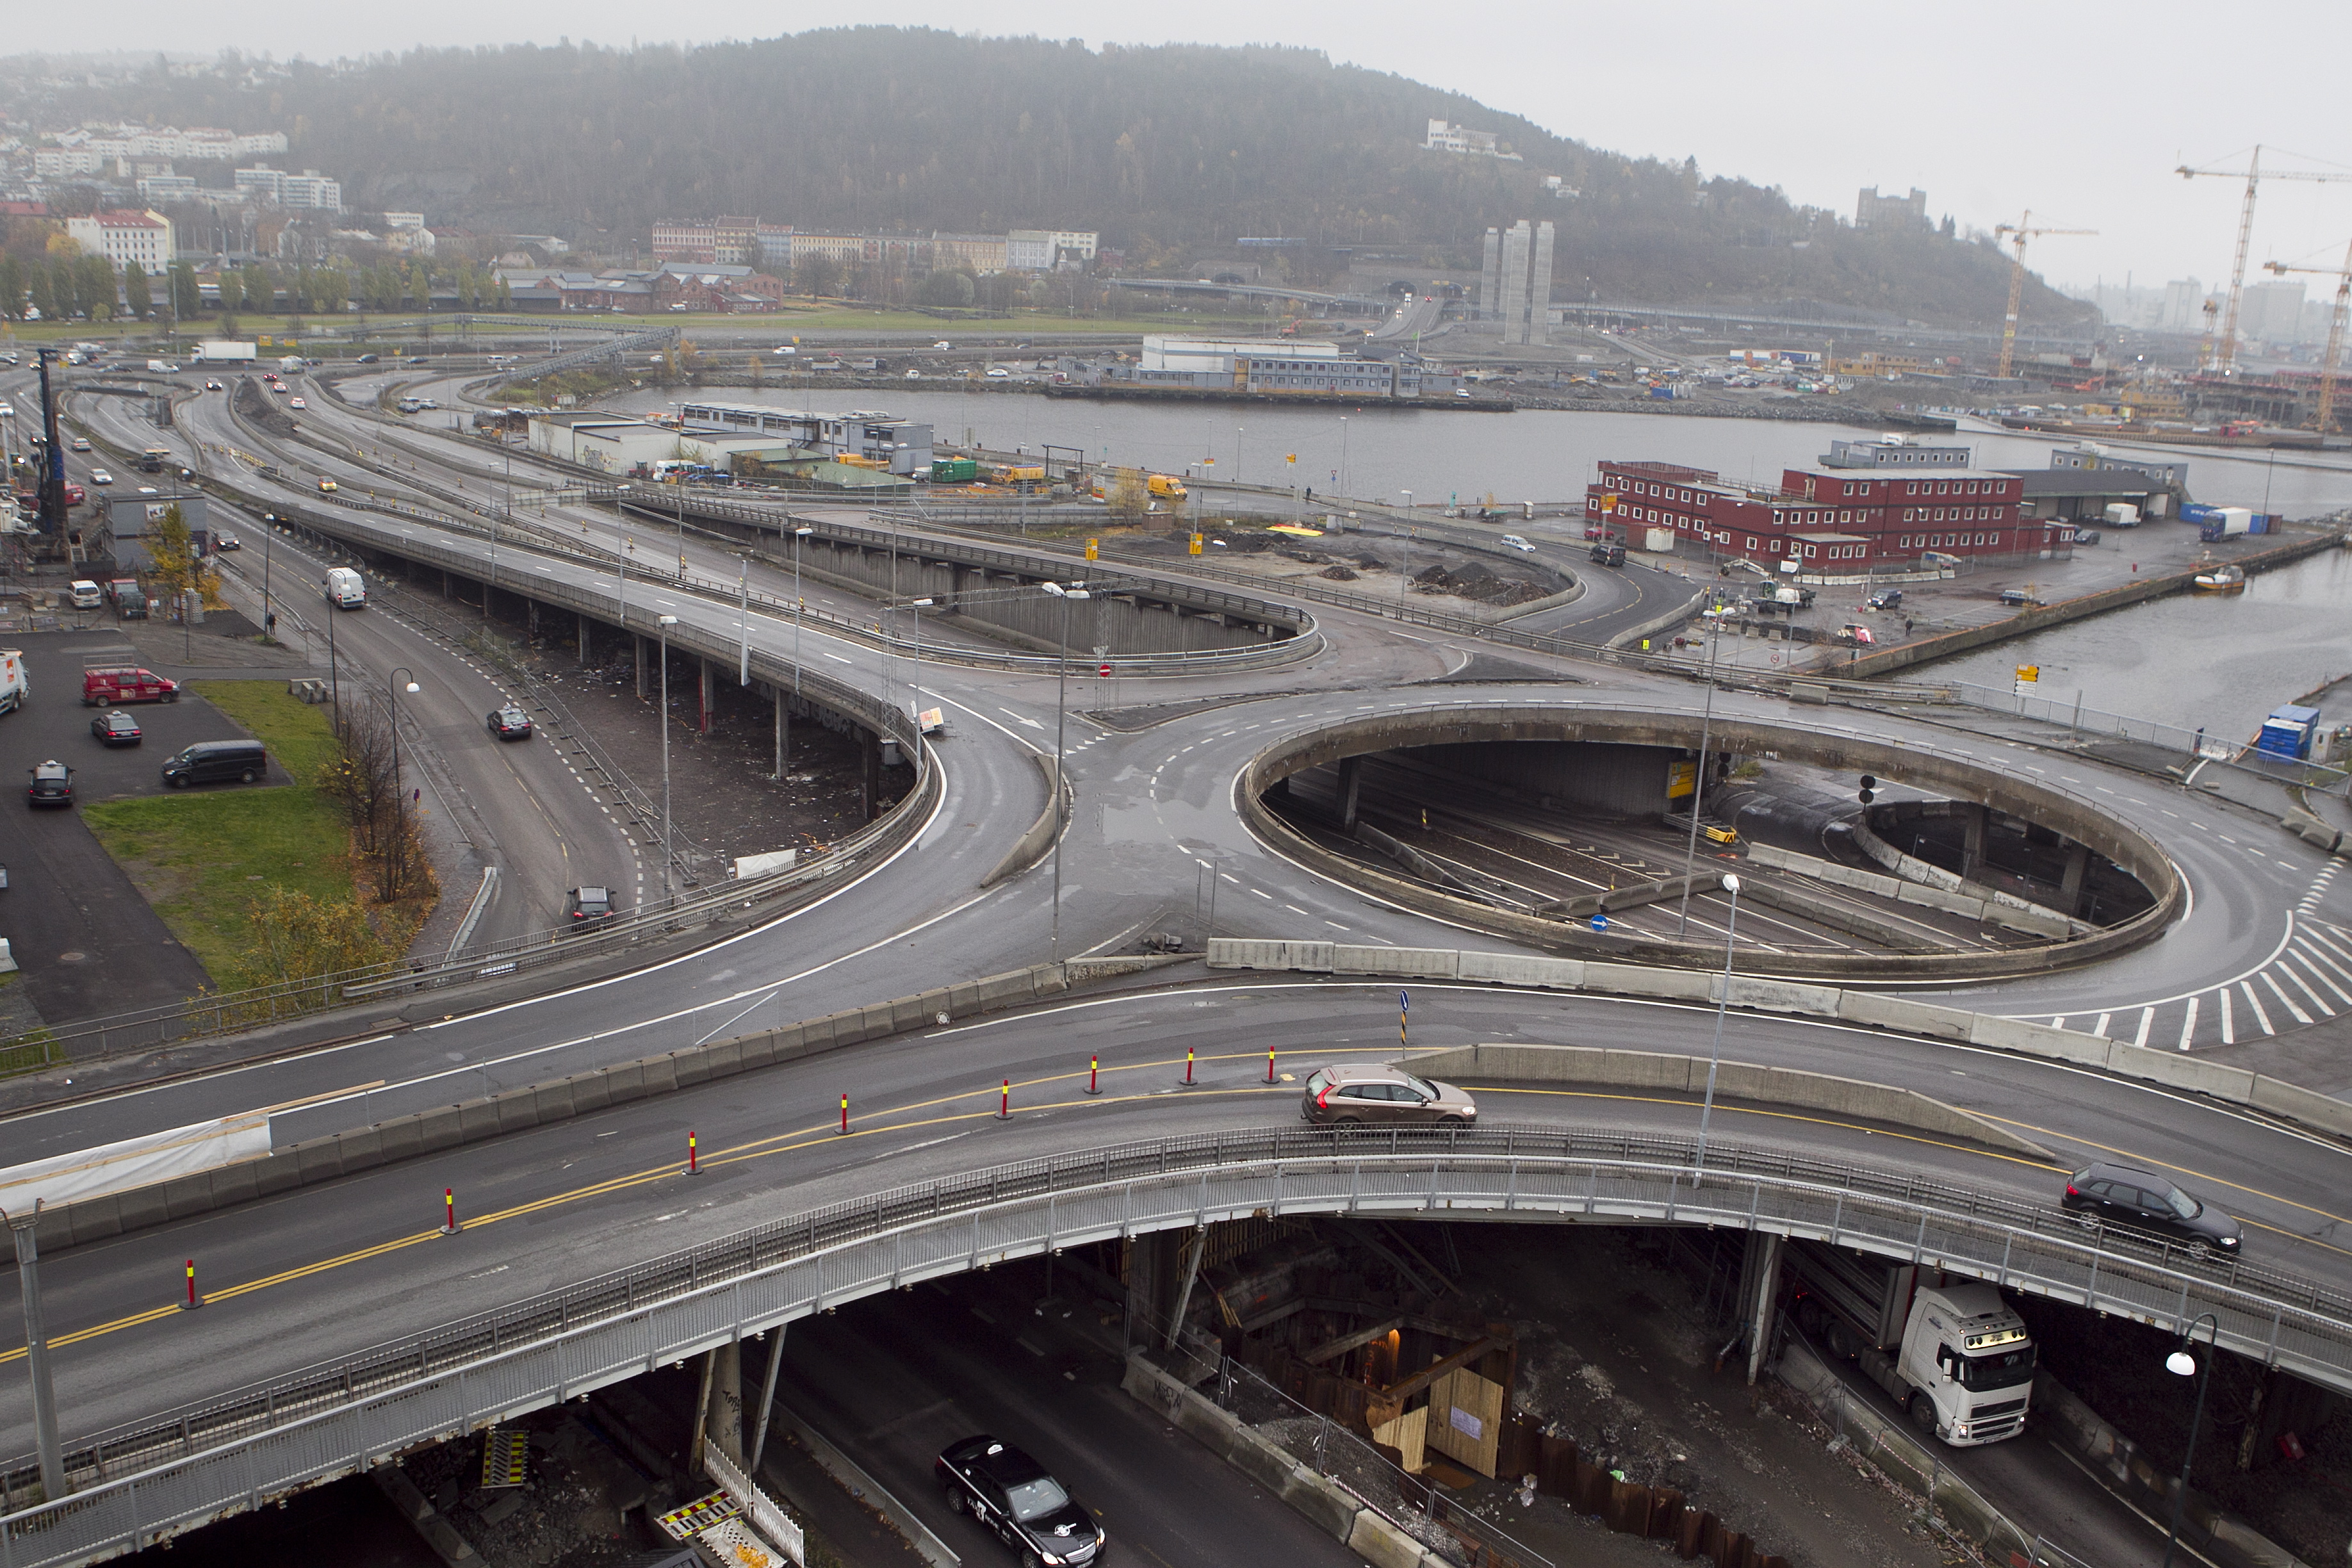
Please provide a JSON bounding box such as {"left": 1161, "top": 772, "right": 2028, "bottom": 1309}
{"left": 1858, "top": 773, "right": 1877, "bottom": 805}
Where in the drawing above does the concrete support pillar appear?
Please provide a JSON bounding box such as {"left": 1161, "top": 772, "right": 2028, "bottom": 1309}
{"left": 1336, "top": 755, "right": 1364, "bottom": 833}
{"left": 578, "top": 612, "right": 591, "bottom": 665}
{"left": 1124, "top": 1229, "right": 1189, "bottom": 1349}
{"left": 1960, "top": 802, "right": 1988, "bottom": 876}
{"left": 633, "top": 635, "right": 646, "bottom": 700}
{"left": 527, "top": 599, "right": 539, "bottom": 639}
{"left": 441, "top": 568, "right": 451, "bottom": 598}
{"left": 2059, "top": 841, "right": 2092, "bottom": 915}
{"left": 774, "top": 689, "right": 789, "bottom": 777}
{"left": 861, "top": 728, "right": 880, "bottom": 821}
{"left": 1743, "top": 1232, "right": 1783, "bottom": 1385}
{"left": 698, "top": 657, "right": 713, "bottom": 735}
{"left": 690, "top": 1339, "right": 744, "bottom": 1477}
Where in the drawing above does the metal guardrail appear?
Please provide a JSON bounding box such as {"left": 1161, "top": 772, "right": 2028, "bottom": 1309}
{"left": 7, "top": 1123, "right": 2349, "bottom": 1562}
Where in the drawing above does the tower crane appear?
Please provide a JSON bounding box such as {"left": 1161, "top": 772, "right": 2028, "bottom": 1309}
{"left": 2177, "top": 147, "right": 2352, "bottom": 373}
{"left": 2264, "top": 241, "right": 2352, "bottom": 432}
{"left": 1993, "top": 213, "right": 2096, "bottom": 380}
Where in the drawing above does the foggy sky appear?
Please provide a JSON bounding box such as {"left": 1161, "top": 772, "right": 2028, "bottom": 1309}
{"left": 13, "top": 1, "right": 2352, "bottom": 297}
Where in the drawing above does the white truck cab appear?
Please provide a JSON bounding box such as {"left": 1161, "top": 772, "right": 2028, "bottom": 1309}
{"left": 1790, "top": 1248, "right": 2036, "bottom": 1446}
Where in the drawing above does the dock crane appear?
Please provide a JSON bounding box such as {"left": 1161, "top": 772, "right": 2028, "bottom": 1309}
{"left": 1993, "top": 212, "right": 2096, "bottom": 380}
{"left": 2177, "top": 147, "right": 2352, "bottom": 372}
{"left": 2264, "top": 241, "right": 2352, "bottom": 432}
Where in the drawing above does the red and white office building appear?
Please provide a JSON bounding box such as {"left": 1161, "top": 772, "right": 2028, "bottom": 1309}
{"left": 1587, "top": 460, "right": 2073, "bottom": 568}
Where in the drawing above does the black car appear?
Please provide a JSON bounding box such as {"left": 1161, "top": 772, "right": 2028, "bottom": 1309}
{"left": 2062, "top": 1161, "right": 2242, "bottom": 1254}
{"left": 26, "top": 760, "right": 72, "bottom": 806}
{"left": 91, "top": 711, "right": 142, "bottom": 747}
{"left": 355, "top": 354, "right": 380, "bottom": 364}
{"left": 564, "top": 886, "right": 616, "bottom": 929}
{"left": 1866, "top": 588, "right": 1904, "bottom": 610}
{"left": 214, "top": 533, "right": 240, "bottom": 551}
{"left": 487, "top": 704, "right": 534, "bottom": 740}
{"left": 935, "top": 1435, "right": 1104, "bottom": 1567}
{"left": 1589, "top": 542, "right": 1626, "bottom": 568}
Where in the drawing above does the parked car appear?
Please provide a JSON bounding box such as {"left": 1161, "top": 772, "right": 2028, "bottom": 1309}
{"left": 487, "top": 704, "right": 534, "bottom": 740}
{"left": 2062, "top": 1162, "right": 2241, "bottom": 1254}
{"left": 935, "top": 1435, "right": 1105, "bottom": 1568}
{"left": 1866, "top": 589, "right": 1904, "bottom": 610}
{"left": 1300, "top": 1064, "right": 1477, "bottom": 1127}
{"left": 160, "top": 739, "right": 268, "bottom": 788}
{"left": 564, "top": 886, "right": 617, "bottom": 929}
{"left": 69, "top": 580, "right": 103, "bottom": 609}
{"left": 90, "top": 710, "right": 142, "bottom": 747}
{"left": 82, "top": 666, "right": 179, "bottom": 706}
{"left": 26, "top": 760, "right": 72, "bottom": 806}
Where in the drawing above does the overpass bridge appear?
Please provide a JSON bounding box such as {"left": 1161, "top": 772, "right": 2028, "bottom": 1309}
{"left": 4, "top": 349, "right": 2350, "bottom": 1564}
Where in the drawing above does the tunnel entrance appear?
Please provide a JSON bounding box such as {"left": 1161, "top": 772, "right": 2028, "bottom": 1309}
{"left": 1242, "top": 707, "right": 2175, "bottom": 976}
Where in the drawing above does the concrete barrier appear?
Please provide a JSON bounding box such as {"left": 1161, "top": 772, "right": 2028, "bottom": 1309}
{"left": 1742, "top": 842, "right": 2077, "bottom": 939}
{"left": 1400, "top": 1044, "right": 2054, "bottom": 1159}
{"left": 1120, "top": 1354, "right": 1444, "bottom": 1568}
{"left": 981, "top": 751, "right": 1068, "bottom": 887}
{"left": 35, "top": 956, "right": 1123, "bottom": 1254}
{"left": 1334, "top": 945, "right": 1458, "bottom": 979}
{"left": 1206, "top": 938, "right": 2352, "bottom": 1146}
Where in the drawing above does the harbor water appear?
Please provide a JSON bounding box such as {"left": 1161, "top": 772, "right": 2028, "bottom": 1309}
{"left": 613, "top": 388, "right": 2352, "bottom": 736}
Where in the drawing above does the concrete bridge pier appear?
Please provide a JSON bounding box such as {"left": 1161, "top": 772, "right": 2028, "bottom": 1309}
{"left": 699, "top": 658, "right": 714, "bottom": 735}
{"left": 773, "top": 687, "right": 790, "bottom": 777}
{"left": 1737, "top": 1231, "right": 1783, "bottom": 1385}
{"left": 633, "top": 635, "right": 646, "bottom": 700}
{"left": 2060, "top": 841, "right": 2093, "bottom": 915}
{"left": 1959, "top": 802, "right": 1989, "bottom": 875}
{"left": 578, "top": 612, "right": 592, "bottom": 665}
{"left": 1124, "top": 1229, "right": 1193, "bottom": 1350}
{"left": 690, "top": 1338, "right": 744, "bottom": 1476}
{"left": 1336, "top": 756, "right": 1364, "bottom": 832}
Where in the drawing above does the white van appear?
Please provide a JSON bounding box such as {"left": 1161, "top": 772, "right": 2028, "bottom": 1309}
{"left": 324, "top": 567, "right": 367, "bottom": 609}
{"left": 1499, "top": 534, "right": 1537, "bottom": 553}
{"left": 69, "top": 579, "right": 103, "bottom": 609}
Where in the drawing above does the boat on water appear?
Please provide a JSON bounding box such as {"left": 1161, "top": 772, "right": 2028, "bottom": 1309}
{"left": 2193, "top": 562, "right": 2246, "bottom": 592}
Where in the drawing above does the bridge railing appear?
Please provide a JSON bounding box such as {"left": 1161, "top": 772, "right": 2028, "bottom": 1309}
{"left": 7, "top": 1123, "right": 2349, "bottom": 1562}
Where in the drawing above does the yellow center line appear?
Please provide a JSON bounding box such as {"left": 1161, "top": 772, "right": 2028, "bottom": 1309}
{"left": 1478, "top": 1086, "right": 2062, "bottom": 1170}
{"left": 1970, "top": 1113, "right": 2352, "bottom": 1235}
{"left": 0, "top": 1059, "right": 1283, "bottom": 1365}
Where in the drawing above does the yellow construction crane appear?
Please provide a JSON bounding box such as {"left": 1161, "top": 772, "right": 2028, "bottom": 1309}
{"left": 2177, "top": 146, "right": 2352, "bottom": 373}
{"left": 1993, "top": 212, "right": 2096, "bottom": 380}
{"left": 2265, "top": 243, "right": 2352, "bottom": 432}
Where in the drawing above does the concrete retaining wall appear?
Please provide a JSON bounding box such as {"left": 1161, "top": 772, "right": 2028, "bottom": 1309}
{"left": 1120, "top": 1354, "right": 1449, "bottom": 1568}
{"left": 1207, "top": 939, "right": 2352, "bottom": 1145}
{"left": 1398, "top": 1043, "right": 2054, "bottom": 1159}
{"left": 31, "top": 956, "right": 1177, "bottom": 1255}
{"left": 1744, "top": 842, "right": 2076, "bottom": 939}
{"left": 981, "top": 751, "right": 1065, "bottom": 886}
{"left": 1237, "top": 705, "right": 2177, "bottom": 979}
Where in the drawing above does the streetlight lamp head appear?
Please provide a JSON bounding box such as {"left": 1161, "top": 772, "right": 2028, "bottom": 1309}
{"left": 1720, "top": 873, "right": 1741, "bottom": 895}
{"left": 911, "top": 597, "right": 935, "bottom": 607}
{"left": 404, "top": 681, "right": 420, "bottom": 694}
{"left": 658, "top": 614, "right": 678, "bottom": 627}
{"left": 2167, "top": 1350, "right": 2198, "bottom": 1377}
{"left": 796, "top": 527, "right": 813, "bottom": 537}
{"left": 1043, "top": 582, "right": 1066, "bottom": 598}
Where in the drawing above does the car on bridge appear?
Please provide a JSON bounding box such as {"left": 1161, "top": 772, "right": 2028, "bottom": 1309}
{"left": 564, "top": 886, "right": 617, "bottom": 929}
{"left": 2062, "top": 1162, "right": 2241, "bottom": 1254}
{"left": 1302, "top": 1064, "right": 1477, "bottom": 1127}
{"left": 935, "top": 1435, "right": 1106, "bottom": 1567}
{"left": 487, "top": 704, "right": 534, "bottom": 740}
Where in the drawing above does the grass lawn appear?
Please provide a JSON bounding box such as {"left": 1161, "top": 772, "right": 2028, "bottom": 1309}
{"left": 81, "top": 682, "right": 354, "bottom": 985}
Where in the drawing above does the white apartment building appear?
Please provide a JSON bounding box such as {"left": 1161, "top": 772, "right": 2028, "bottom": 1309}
{"left": 65, "top": 209, "right": 176, "bottom": 270}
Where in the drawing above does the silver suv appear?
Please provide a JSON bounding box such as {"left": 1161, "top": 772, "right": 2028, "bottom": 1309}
{"left": 1301, "top": 1064, "right": 1476, "bottom": 1127}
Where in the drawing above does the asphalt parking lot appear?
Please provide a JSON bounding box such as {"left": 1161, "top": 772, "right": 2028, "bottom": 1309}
{"left": 0, "top": 630, "right": 293, "bottom": 1030}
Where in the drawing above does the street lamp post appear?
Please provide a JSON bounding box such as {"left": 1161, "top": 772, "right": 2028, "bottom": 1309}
{"left": 261, "top": 512, "right": 276, "bottom": 641}
{"left": 657, "top": 615, "right": 677, "bottom": 906}
{"left": 1688, "top": 872, "right": 1743, "bottom": 1184}
{"left": 1235, "top": 426, "right": 1243, "bottom": 487}
{"left": 901, "top": 597, "right": 935, "bottom": 721}
{"left": 792, "top": 527, "right": 813, "bottom": 695}
{"left": 736, "top": 555, "right": 750, "bottom": 687}
{"left": 386, "top": 667, "right": 420, "bottom": 890}
{"left": 1675, "top": 624, "right": 1726, "bottom": 936}
{"left": 2160, "top": 1314, "right": 2221, "bottom": 1568}
{"left": 1042, "top": 581, "right": 1091, "bottom": 961}
{"left": 4, "top": 1205, "right": 63, "bottom": 1501}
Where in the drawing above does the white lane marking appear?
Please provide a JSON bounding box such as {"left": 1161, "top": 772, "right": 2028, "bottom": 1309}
{"left": 2217, "top": 989, "right": 2234, "bottom": 1047}
{"left": 2176, "top": 995, "right": 2199, "bottom": 1051}
{"left": 822, "top": 651, "right": 854, "bottom": 663}
{"left": 2092, "top": 1012, "right": 2111, "bottom": 1038}
{"left": 2132, "top": 1009, "right": 2153, "bottom": 1049}
{"left": 2278, "top": 960, "right": 2335, "bottom": 1017}
{"left": 2241, "top": 982, "right": 2274, "bottom": 1037}
{"left": 2259, "top": 972, "right": 2314, "bottom": 1026}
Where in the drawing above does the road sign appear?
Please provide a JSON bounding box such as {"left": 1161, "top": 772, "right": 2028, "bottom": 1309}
{"left": 2016, "top": 664, "right": 2039, "bottom": 683}
{"left": 1097, "top": 664, "right": 1111, "bottom": 678}
{"left": 1084, "top": 537, "right": 1098, "bottom": 560}
{"left": 1400, "top": 990, "right": 1409, "bottom": 1013}
{"left": 1189, "top": 533, "right": 1204, "bottom": 555}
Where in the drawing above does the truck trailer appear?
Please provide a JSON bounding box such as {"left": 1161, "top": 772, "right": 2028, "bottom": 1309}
{"left": 191, "top": 341, "right": 258, "bottom": 364}
{"left": 1786, "top": 1242, "right": 2036, "bottom": 1446}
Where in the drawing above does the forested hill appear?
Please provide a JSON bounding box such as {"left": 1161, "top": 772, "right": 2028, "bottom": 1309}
{"left": 28, "top": 30, "right": 2089, "bottom": 328}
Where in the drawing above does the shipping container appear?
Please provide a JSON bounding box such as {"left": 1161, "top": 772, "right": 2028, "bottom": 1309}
{"left": 929, "top": 458, "right": 979, "bottom": 484}
{"left": 2255, "top": 705, "right": 2321, "bottom": 762}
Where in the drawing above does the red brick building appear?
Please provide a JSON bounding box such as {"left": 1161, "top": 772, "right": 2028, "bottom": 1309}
{"left": 1586, "top": 461, "right": 2071, "bottom": 567}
